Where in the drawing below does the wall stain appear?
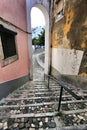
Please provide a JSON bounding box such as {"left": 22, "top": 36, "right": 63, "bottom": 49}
{"left": 67, "top": 0, "right": 87, "bottom": 50}
{"left": 79, "top": 72, "right": 87, "bottom": 76}
{"left": 64, "top": 9, "right": 74, "bottom": 36}
{"left": 65, "top": 0, "right": 87, "bottom": 74}
{"left": 52, "top": 0, "right": 87, "bottom": 75}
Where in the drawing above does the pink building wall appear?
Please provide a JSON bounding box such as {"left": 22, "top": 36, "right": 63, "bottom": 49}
{"left": 0, "top": 0, "right": 27, "bottom": 31}
{"left": 0, "top": 0, "right": 30, "bottom": 83}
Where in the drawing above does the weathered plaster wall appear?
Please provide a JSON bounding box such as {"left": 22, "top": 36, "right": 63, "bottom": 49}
{"left": 52, "top": 48, "right": 83, "bottom": 75}
{"left": 66, "top": 0, "right": 87, "bottom": 75}
{"left": 0, "top": 0, "right": 29, "bottom": 83}
{"left": 51, "top": 0, "right": 87, "bottom": 76}
{"left": 51, "top": 0, "right": 87, "bottom": 89}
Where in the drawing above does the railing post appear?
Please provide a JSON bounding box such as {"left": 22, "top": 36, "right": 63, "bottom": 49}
{"left": 48, "top": 76, "right": 50, "bottom": 89}
{"left": 58, "top": 86, "right": 63, "bottom": 111}
{"left": 44, "top": 73, "right": 45, "bottom": 81}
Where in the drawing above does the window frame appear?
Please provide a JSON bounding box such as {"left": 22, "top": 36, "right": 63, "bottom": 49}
{"left": 0, "top": 24, "right": 18, "bottom": 67}
{"left": 55, "top": 0, "right": 65, "bottom": 22}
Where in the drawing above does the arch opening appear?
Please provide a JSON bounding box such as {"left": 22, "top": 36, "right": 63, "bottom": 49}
{"left": 33, "top": 4, "right": 50, "bottom": 75}
{"left": 26, "top": 2, "right": 50, "bottom": 79}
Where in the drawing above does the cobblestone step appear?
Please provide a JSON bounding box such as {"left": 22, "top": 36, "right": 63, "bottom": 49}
{"left": 0, "top": 112, "right": 57, "bottom": 119}
{"left": 0, "top": 118, "right": 57, "bottom": 130}
{"left": 11, "top": 91, "right": 59, "bottom": 96}
{"left": 62, "top": 108, "right": 87, "bottom": 114}
{"left": 61, "top": 99, "right": 87, "bottom": 104}
{"left": 1, "top": 99, "right": 87, "bottom": 108}
{"left": 4, "top": 94, "right": 72, "bottom": 101}
{"left": 0, "top": 101, "right": 58, "bottom": 108}
{"left": 0, "top": 52, "right": 87, "bottom": 130}
{"left": 57, "top": 125, "right": 87, "bottom": 130}
{"left": 16, "top": 88, "right": 61, "bottom": 92}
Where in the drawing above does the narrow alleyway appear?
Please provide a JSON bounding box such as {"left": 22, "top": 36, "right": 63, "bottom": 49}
{"left": 0, "top": 50, "right": 87, "bottom": 130}
{"left": 33, "top": 50, "right": 44, "bottom": 81}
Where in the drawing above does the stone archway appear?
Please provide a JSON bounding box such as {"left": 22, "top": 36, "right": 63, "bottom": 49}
{"left": 26, "top": 0, "right": 51, "bottom": 79}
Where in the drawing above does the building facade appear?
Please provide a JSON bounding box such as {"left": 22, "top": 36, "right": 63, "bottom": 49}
{"left": 51, "top": 0, "right": 87, "bottom": 89}
{"left": 0, "top": 0, "right": 30, "bottom": 99}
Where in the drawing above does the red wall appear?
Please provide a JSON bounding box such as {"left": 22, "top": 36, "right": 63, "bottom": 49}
{"left": 0, "top": 0, "right": 30, "bottom": 83}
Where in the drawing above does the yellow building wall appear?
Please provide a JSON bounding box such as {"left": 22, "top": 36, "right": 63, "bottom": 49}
{"left": 51, "top": 0, "right": 87, "bottom": 76}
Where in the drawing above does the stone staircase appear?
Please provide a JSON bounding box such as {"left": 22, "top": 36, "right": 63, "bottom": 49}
{"left": 0, "top": 80, "right": 58, "bottom": 130}
{"left": 0, "top": 79, "right": 87, "bottom": 130}
{"left": 0, "top": 52, "right": 87, "bottom": 130}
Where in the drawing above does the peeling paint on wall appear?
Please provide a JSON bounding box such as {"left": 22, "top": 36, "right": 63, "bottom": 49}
{"left": 67, "top": 0, "right": 87, "bottom": 50}
{"left": 64, "top": 9, "right": 74, "bottom": 36}
{"left": 51, "top": 0, "right": 87, "bottom": 76}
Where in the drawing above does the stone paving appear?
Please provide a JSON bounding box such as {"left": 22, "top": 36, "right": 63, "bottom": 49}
{"left": 0, "top": 51, "right": 87, "bottom": 130}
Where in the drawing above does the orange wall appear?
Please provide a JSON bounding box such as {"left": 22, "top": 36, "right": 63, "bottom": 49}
{"left": 0, "top": 0, "right": 30, "bottom": 83}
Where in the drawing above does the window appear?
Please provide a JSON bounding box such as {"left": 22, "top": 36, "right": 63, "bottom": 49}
{"left": 1, "top": 33, "right": 16, "bottom": 59}
{"left": 55, "top": 0, "right": 60, "bottom": 4}
{"left": 0, "top": 24, "right": 18, "bottom": 66}
{"left": 55, "top": 0, "right": 64, "bottom": 22}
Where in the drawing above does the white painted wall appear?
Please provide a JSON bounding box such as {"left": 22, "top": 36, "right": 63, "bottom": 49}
{"left": 52, "top": 48, "right": 84, "bottom": 75}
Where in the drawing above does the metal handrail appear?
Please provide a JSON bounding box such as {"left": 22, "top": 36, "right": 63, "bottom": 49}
{"left": 45, "top": 74, "right": 83, "bottom": 111}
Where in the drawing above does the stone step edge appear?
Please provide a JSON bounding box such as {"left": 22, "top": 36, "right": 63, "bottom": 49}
{"left": 13, "top": 91, "right": 60, "bottom": 95}
{"left": 0, "top": 101, "right": 58, "bottom": 108}
{"left": 28, "top": 86, "right": 60, "bottom": 88}
{"left": 4, "top": 95, "right": 72, "bottom": 101}
{"left": 62, "top": 99, "right": 87, "bottom": 104}
{"left": 1, "top": 108, "right": 87, "bottom": 119}
{"left": 57, "top": 124, "right": 87, "bottom": 130}
{"left": 0, "top": 112, "right": 57, "bottom": 119}
{"left": 1, "top": 98, "right": 87, "bottom": 108}
{"left": 62, "top": 108, "right": 87, "bottom": 114}
{"left": 16, "top": 89, "right": 60, "bottom": 92}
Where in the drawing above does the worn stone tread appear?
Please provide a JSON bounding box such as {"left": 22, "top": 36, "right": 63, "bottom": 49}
{"left": 62, "top": 108, "right": 87, "bottom": 114}
{"left": 61, "top": 99, "right": 87, "bottom": 104}
{"left": 16, "top": 89, "right": 60, "bottom": 92}
{"left": 57, "top": 125, "right": 87, "bottom": 130}
{"left": 10, "top": 112, "right": 57, "bottom": 118}
{"left": 0, "top": 101, "right": 58, "bottom": 108}
{"left": 5, "top": 95, "right": 72, "bottom": 101}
